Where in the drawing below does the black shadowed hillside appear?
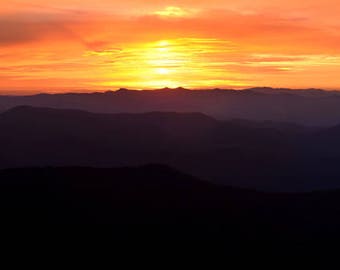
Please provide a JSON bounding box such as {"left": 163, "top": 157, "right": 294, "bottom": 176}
{"left": 1, "top": 165, "right": 340, "bottom": 259}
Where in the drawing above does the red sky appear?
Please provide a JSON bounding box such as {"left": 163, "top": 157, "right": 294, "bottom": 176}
{"left": 1, "top": 0, "right": 340, "bottom": 93}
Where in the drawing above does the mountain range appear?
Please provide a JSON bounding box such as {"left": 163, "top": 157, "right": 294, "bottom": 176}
{"left": 1, "top": 105, "right": 340, "bottom": 191}
{"left": 2, "top": 87, "right": 340, "bottom": 125}
{"left": 1, "top": 91, "right": 340, "bottom": 259}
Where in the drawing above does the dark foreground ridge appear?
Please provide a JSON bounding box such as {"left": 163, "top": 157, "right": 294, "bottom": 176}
{"left": 1, "top": 165, "right": 340, "bottom": 260}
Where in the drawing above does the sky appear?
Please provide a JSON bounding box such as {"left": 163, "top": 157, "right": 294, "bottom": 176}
{"left": 1, "top": 0, "right": 340, "bottom": 93}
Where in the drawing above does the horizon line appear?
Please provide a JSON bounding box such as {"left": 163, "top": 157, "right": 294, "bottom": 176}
{"left": 1, "top": 86, "right": 340, "bottom": 96}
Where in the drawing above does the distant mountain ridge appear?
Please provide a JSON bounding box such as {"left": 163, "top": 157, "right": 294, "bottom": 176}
{"left": 1, "top": 87, "right": 340, "bottom": 125}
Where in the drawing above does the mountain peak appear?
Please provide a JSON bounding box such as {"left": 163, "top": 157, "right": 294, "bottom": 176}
{"left": 114, "top": 88, "right": 131, "bottom": 93}
{"left": 157, "top": 87, "right": 189, "bottom": 91}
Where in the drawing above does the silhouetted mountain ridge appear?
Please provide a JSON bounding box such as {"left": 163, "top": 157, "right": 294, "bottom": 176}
{"left": 2, "top": 87, "right": 340, "bottom": 125}
{"left": 1, "top": 106, "right": 340, "bottom": 191}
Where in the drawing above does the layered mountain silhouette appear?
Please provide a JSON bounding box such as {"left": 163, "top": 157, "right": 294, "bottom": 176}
{"left": 1, "top": 106, "right": 340, "bottom": 191}
{"left": 2, "top": 88, "right": 340, "bottom": 125}
{"left": 1, "top": 99, "right": 340, "bottom": 260}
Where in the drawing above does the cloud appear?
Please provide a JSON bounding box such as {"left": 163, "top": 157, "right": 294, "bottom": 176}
{"left": 152, "top": 6, "right": 198, "bottom": 18}
{"left": 0, "top": 13, "right": 81, "bottom": 46}
{"left": 1, "top": 7, "right": 340, "bottom": 55}
{"left": 1, "top": 1, "right": 340, "bottom": 91}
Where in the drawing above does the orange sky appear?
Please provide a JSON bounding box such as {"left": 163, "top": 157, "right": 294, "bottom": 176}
{"left": 1, "top": 0, "right": 340, "bottom": 93}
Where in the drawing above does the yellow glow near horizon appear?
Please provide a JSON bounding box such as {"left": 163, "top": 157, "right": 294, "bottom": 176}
{"left": 149, "top": 40, "right": 176, "bottom": 76}
{"left": 90, "top": 38, "right": 250, "bottom": 89}
{"left": 156, "top": 68, "right": 170, "bottom": 75}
